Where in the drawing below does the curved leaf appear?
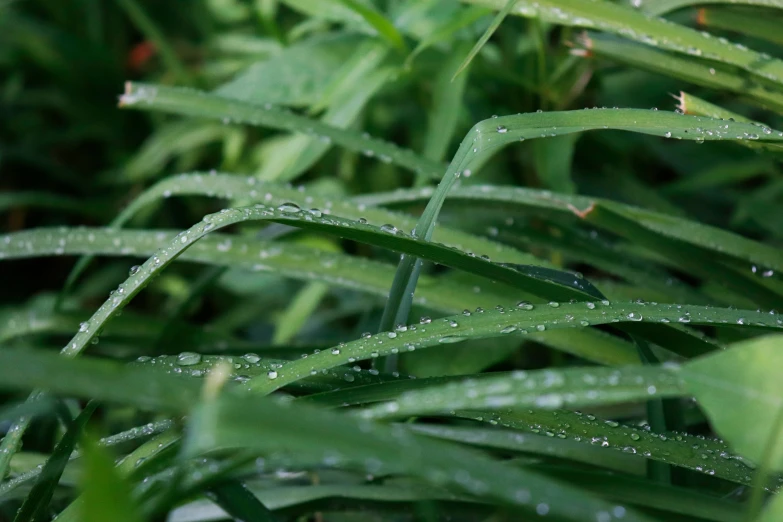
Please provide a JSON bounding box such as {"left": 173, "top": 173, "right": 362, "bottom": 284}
{"left": 360, "top": 365, "right": 684, "bottom": 419}
{"left": 248, "top": 300, "right": 782, "bottom": 394}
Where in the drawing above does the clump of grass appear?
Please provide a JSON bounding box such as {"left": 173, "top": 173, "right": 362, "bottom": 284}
{"left": 1, "top": 1, "right": 783, "bottom": 521}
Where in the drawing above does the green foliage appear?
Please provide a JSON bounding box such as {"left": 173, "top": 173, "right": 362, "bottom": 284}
{"left": 1, "top": 0, "right": 783, "bottom": 521}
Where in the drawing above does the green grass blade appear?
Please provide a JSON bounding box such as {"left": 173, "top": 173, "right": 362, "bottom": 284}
{"left": 80, "top": 434, "right": 144, "bottom": 522}
{"left": 675, "top": 91, "right": 754, "bottom": 123}
{"left": 303, "top": 379, "right": 768, "bottom": 488}
{"left": 466, "top": 0, "right": 783, "bottom": 88}
{"left": 451, "top": 0, "right": 517, "bottom": 81}
{"left": 0, "top": 420, "right": 174, "bottom": 500}
{"left": 334, "top": 0, "right": 408, "bottom": 53}
{"left": 118, "top": 173, "right": 544, "bottom": 266}
{"left": 0, "top": 228, "right": 637, "bottom": 366}
{"left": 575, "top": 32, "right": 783, "bottom": 115}
{"left": 248, "top": 301, "right": 782, "bottom": 394}
{"left": 13, "top": 402, "right": 97, "bottom": 522}
{"left": 356, "top": 183, "right": 783, "bottom": 273}
{"left": 460, "top": 408, "right": 766, "bottom": 487}
{"left": 380, "top": 106, "right": 783, "bottom": 355}
{"left": 578, "top": 203, "right": 783, "bottom": 308}
{"left": 359, "top": 365, "right": 684, "bottom": 420}
{"left": 409, "top": 424, "right": 641, "bottom": 474}
{"left": 404, "top": 6, "right": 490, "bottom": 68}
{"left": 638, "top": 0, "right": 783, "bottom": 16}
{"left": 0, "top": 348, "right": 657, "bottom": 522}
{"left": 207, "top": 481, "right": 278, "bottom": 522}
{"left": 185, "top": 396, "right": 658, "bottom": 521}
{"left": 423, "top": 41, "right": 472, "bottom": 162}
{"left": 0, "top": 349, "right": 196, "bottom": 411}
{"left": 119, "top": 83, "right": 445, "bottom": 179}
{"left": 273, "top": 282, "right": 330, "bottom": 344}
{"left": 696, "top": 6, "right": 783, "bottom": 45}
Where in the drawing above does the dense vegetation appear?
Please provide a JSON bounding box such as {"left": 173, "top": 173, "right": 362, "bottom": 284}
{"left": 1, "top": 0, "right": 783, "bottom": 520}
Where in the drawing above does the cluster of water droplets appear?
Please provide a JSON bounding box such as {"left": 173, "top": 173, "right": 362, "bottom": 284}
{"left": 457, "top": 407, "right": 777, "bottom": 489}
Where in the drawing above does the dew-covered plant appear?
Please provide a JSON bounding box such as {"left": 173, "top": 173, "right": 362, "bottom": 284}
{"left": 1, "top": 0, "right": 783, "bottom": 521}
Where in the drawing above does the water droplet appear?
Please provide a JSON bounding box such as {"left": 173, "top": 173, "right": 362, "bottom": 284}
{"left": 176, "top": 352, "right": 202, "bottom": 366}
{"left": 331, "top": 348, "right": 341, "bottom": 355}
{"left": 78, "top": 321, "right": 90, "bottom": 332}
{"left": 626, "top": 312, "right": 643, "bottom": 322}
{"left": 536, "top": 324, "right": 546, "bottom": 331}
{"left": 242, "top": 353, "right": 260, "bottom": 363}
{"left": 277, "top": 202, "right": 301, "bottom": 213}
{"left": 497, "top": 125, "right": 508, "bottom": 133}
{"left": 548, "top": 302, "right": 560, "bottom": 308}
{"left": 128, "top": 265, "right": 141, "bottom": 276}
{"left": 439, "top": 336, "right": 465, "bottom": 344}
{"left": 500, "top": 326, "right": 518, "bottom": 334}
{"left": 380, "top": 224, "right": 398, "bottom": 234}
{"left": 420, "top": 316, "right": 432, "bottom": 324}
{"left": 267, "top": 370, "right": 278, "bottom": 379}
{"left": 517, "top": 301, "right": 534, "bottom": 310}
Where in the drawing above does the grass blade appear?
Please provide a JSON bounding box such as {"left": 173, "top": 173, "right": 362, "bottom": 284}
{"left": 359, "top": 365, "right": 684, "bottom": 420}
{"left": 248, "top": 301, "right": 782, "bottom": 395}
{"left": 639, "top": 0, "right": 783, "bottom": 16}
{"left": 80, "top": 434, "right": 144, "bottom": 522}
{"left": 14, "top": 402, "right": 97, "bottom": 522}
{"left": 451, "top": 0, "right": 517, "bottom": 81}
{"left": 119, "top": 83, "right": 445, "bottom": 180}
{"left": 207, "top": 481, "right": 277, "bottom": 522}
{"left": 575, "top": 32, "right": 783, "bottom": 115}
{"left": 466, "top": 0, "right": 783, "bottom": 88}
{"left": 356, "top": 182, "right": 783, "bottom": 273}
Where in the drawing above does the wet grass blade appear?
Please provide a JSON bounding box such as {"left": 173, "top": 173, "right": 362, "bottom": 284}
{"left": 696, "top": 6, "right": 783, "bottom": 45}
{"left": 114, "top": 172, "right": 549, "bottom": 267}
{"left": 459, "top": 408, "right": 766, "bottom": 488}
{"left": 13, "top": 402, "right": 97, "bottom": 522}
{"left": 356, "top": 183, "right": 783, "bottom": 273}
{"left": 465, "top": 0, "right": 783, "bottom": 89}
{"left": 248, "top": 301, "right": 782, "bottom": 395}
{"left": 303, "top": 378, "right": 769, "bottom": 488}
{"left": 0, "top": 348, "right": 657, "bottom": 522}
{"left": 185, "top": 394, "right": 658, "bottom": 522}
{"left": 359, "top": 365, "right": 684, "bottom": 420}
{"left": 0, "top": 229, "right": 637, "bottom": 366}
{"left": 119, "top": 83, "right": 445, "bottom": 180}
{"left": 379, "top": 106, "right": 783, "bottom": 354}
{"left": 639, "top": 0, "right": 783, "bottom": 16}
{"left": 575, "top": 32, "right": 783, "bottom": 116}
